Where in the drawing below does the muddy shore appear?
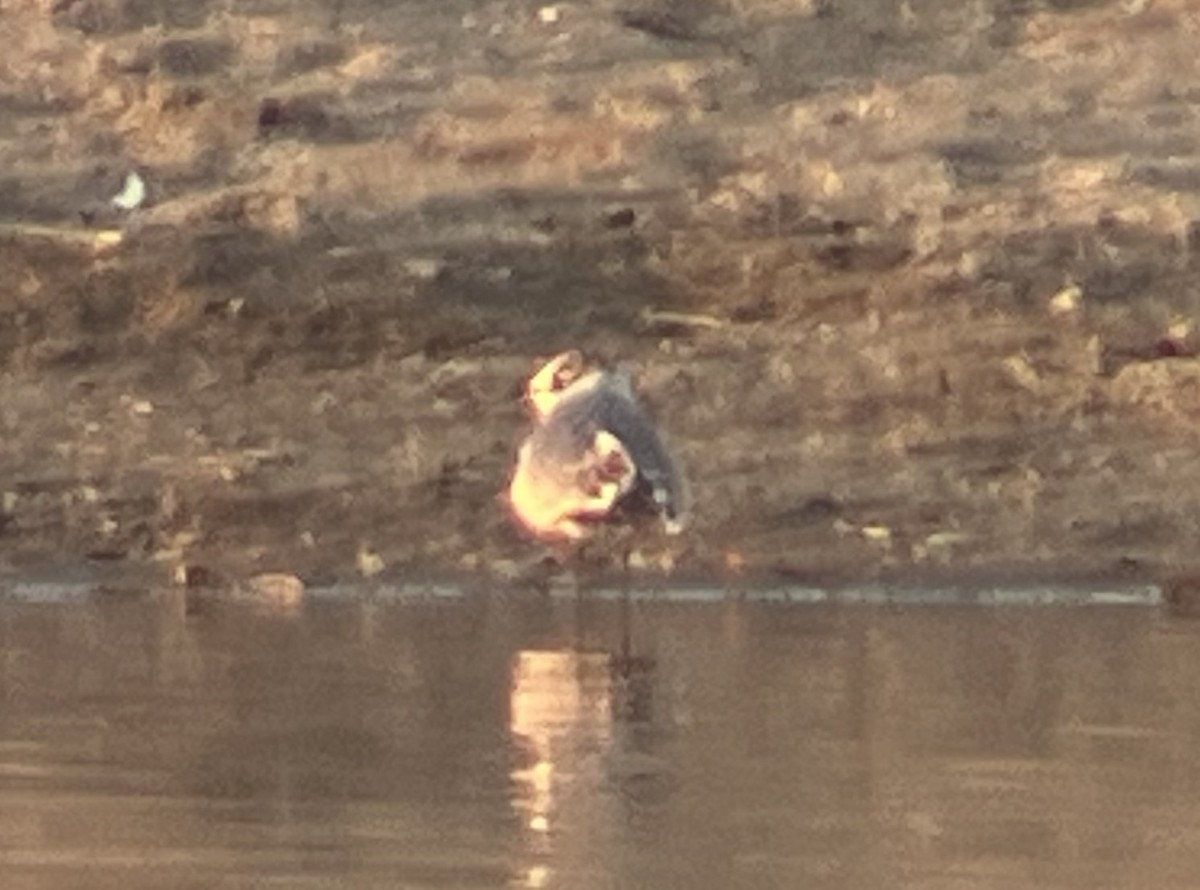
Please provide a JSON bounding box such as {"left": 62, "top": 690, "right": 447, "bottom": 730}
{"left": 3, "top": 0, "right": 1200, "bottom": 589}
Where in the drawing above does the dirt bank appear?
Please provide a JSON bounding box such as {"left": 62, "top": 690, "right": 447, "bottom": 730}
{"left": 3, "top": 0, "right": 1200, "bottom": 587}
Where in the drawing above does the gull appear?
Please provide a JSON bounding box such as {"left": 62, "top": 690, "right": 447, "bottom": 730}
{"left": 507, "top": 351, "right": 687, "bottom": 541}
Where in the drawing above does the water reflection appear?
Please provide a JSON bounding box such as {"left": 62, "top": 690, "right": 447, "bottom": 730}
{"left": 509, "top": 650, "right": 613, "bottom": 887}
{"left": 0, "top": 587, "right": 1198, "bottom": 888}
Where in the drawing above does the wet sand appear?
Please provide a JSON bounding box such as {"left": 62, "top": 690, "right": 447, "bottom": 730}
{"left": 3, "top": 0, "right": 1200, "bottom": 585}
{"left": 1, "top": 589, "right": 1198, "bottom": 888}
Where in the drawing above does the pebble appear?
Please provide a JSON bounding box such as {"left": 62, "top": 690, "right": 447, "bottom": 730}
{"left": 357, "top": 546, "right": 385, "bottom": 578}
{"left": 1049, "top": 284, "right": 1082, "bottom": 315}
{"left": 861, "top": 524, "right": 892, "bottom": 544}
{"left": 110, "top": 171, "right": 146, "bottom": 211}
{"left": 243, "top": 573, "right": 305, "bottom": 606}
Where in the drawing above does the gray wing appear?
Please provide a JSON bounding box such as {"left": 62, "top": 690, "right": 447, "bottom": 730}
{"left": 553, "top": 376, "right": 688, "bottom": 525}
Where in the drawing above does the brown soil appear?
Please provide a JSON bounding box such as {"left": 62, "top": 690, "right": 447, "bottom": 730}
{"left": 3, "top": 0, "right": 1200, "bottom": 588}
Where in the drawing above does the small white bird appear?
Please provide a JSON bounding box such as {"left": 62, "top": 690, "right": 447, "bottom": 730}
{"left": 507, "top": 351, "right": 687, "bottom": 541}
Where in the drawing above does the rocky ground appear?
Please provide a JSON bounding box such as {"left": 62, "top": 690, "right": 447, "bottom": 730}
{"left": 3, "top": 0, "right": 1200, "bottom": 590}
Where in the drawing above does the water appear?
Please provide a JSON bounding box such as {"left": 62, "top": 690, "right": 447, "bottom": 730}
{"left": 0, "top": 584, "right": 1197, "bottom": 889}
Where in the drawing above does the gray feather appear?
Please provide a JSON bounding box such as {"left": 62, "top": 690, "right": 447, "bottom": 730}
{"left": 530, "top": 372, "right": 687, "bottom": 524}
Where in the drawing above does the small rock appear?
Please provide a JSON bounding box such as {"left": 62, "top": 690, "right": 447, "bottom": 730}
{"left": 605, "top": 207, "right": 636, "bottom": 228}
{"left": 111, "top": 171, "right": 147, "bottom": 211}
{"left": 925, "top": 531, "right": 971, "bottom": 549}
{"left": 256, "top": 97, "right": 290, "bottom": 130}
{"left": 1168, "top": 317, "right": 1194, "bottom": 343}
{"left": 538, "top": 5, "right": 560, "bottom": 23}
{"left": 357, "top": 545, "right": 385, "bottom": 578}
{"left": 1049, "top": 284, "right": 1082, "bottom": 315}
{"left": 1003, "top": 354, "right": 1041, "bottom": 393}
{"left": 243, "top": 573, "right": 305, "bottom": 606}
{"left": 861, "top": 524, "right": 892, "bottom": 543}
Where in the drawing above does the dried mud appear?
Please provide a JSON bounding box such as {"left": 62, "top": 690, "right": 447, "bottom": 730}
{"left": 3, "top": 0, "right": 1200, "bottom": 588}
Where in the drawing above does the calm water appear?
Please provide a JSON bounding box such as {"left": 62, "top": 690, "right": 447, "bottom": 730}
{"left": 1, "top": 585, "right": 1197, "bottom": 889}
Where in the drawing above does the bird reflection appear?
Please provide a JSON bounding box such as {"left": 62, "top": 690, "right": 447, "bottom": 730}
{"left": 508, "top": 614, "right": 659, "bottom": 887}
